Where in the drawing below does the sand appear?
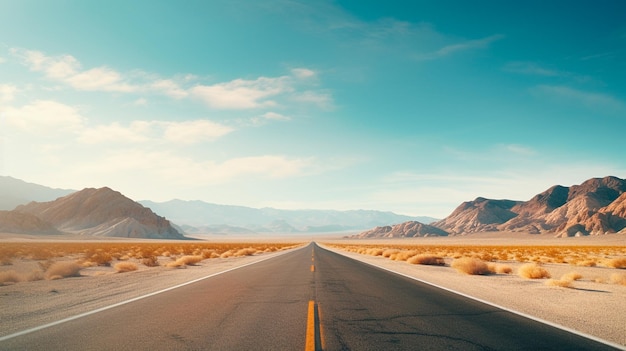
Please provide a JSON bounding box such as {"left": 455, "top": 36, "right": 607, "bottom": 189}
{"left": 1, "top": 234, "right": 625, "bottom": 348}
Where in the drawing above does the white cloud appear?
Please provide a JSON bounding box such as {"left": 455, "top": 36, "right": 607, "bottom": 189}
{"left": 3, "top": 100, "right": 85, "bottom": 133}
{"left": 415, "top": 34, "right": 504, "bottom": 61}
{"left": 503, "top": 61, "right": 559, "bottom": 76}
{"left": 150, "top": 79, "right": 188, "bottom": 99}
{"left": 191, "top": 76, "right": 292, "bottom": 109}
{"left": 262, "top": 112, "right": 290, "bottom": 121}
{"left": 291, "top": 90, "right": 334, "bottom": 109}
{"left": 78, "top": 119, "right": 233, "bottom": 144}
{"left": 0, "top": 84, "right": 18, "bottom": 103}
{"left": 11, "top": 48, "right": 137, "bottom": 93}
{"left": 533, "top": 85, "right": 625, "bottom": 111}
{"left": 291, "top": 68, "right": 316, "bottom": 79}
{"left": 162, "top": 120, "right": 234, "bottom": 143}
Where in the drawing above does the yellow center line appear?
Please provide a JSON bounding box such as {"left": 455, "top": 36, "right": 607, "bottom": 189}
{"left": 310, "top": 265, "right": 315, "bottom": 272}
{"left": 305, "top": 300, "right": 316, "bottom": 351}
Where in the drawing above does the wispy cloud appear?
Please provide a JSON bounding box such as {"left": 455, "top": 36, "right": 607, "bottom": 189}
{"left": 414, "top": 34, "right": 504, "bottom": 61}
{"left": 503, "top": 61, "right": 560, "bottom": 76}
{"left": 11, "top": 48, "right": 137, "bottom": 92}
{"left": 3, "top": 100, "right": 85, "bottom": 133}
{"left": 10, "top": 48, "right": 331, "bottom": 112}
{"left": 0, "top": 84, "right": 18, "bottom": 103}
{"left": 532, "top": 85, "right": 625, "bottom": 111}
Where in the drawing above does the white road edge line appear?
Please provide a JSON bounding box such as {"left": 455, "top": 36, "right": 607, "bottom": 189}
{"left": 319, "top": 244, "right": 626, "bottom": 351}
{"left": 0, "top": 246, "right": 303, "bottom": 342}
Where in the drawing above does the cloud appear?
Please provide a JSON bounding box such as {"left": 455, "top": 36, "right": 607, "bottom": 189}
{"left": 162, "top": 120, "right": 234, "bottom": 143}
{"left": 0, "top": 84, "right": 18, "bottom": 103}
{"left": 291, "top": 90, "right": 334, "bottom": 109}
{"left": 191, "top": 76, "right": 292, "bottom": 109}
{"left": 414, "top": 34, "right": 504, "bottom": 61}
{"left": 78, "top": 119, "right": 233, "bottom": 144}
{"left": 3, "top": 100, "right": 85, "bottom": 133}
{"left": 149, "top": 79, "right": 188, "bottom": 99}
{"left": 11, "top": 48, "right": 137, "bottom": 92}
{"left": 77, "top": 151, "right": 312, "bottom": 185}
{"left": 533, "top": 85, "right": 625, "bottom": 111}
{"left": 291, "top": 68, "right": 316, "bottom": 79}
{"left": 262, "top": 112, "right": 290, "bottom": 121}
{"left": 503, "top": 61, "right": 559, "bottom": 76}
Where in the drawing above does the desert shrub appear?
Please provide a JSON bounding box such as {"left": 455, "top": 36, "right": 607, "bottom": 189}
{"left": 25, "top": 270, "right": 44, "bottom": 282}
{"left": 518, "top": 263, "right": 551, "bottom": 279}
{"left": 545, "top": 279, "right": 573, "bottom": 288}
{"left": 141, "top": 256, "right": 160, "bottom": 267}
{"left": 487, "top": 263, "right": 512, "bottom": 274}
{"left": 167, "top": 255, "right": 203, "bottom": 268}
{"left": 84, "top": 250, "right": 113, "bottom": 266}
{"left": 235, "top": 248, "right": 257, "bottom": 257}
{"left": 393, "top": 250, "right": 417, "bottom": 261}
{"left": 606, "top": 257, "right": 626, "bottom": 269}
{"left": 382, "top": 249, "right": 400, "bottom": 258}
{"left": 220, "top": 250, "right": 234, "bottom": 259}
{"left": 45, "top": 261, "right": 82, "bottom": 280}
{"left": 610, "top": 273, "right": 626, "bottom": 286}
{"left": 407, "top": 254, "right": 445, "bottom": 266}
{"left": 114, "top": 262, "right": 138, "bottom": 273}
{"left": 367, "top": 248, "right": 384, "bottom": 256}
{"left": 451, "top": 257, "right": 491, "bottom": 275}
{"left": 561, "top": 271, "right": 583, "bottom": 281}
{"left": 0, "top": 270, "right": 21, "bottom": 285}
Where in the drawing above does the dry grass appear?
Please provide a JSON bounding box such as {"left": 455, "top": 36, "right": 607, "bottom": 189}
{"left": 45, "top": 261, "right": 82, "bottom": 280}
{"left": 407, "top": 254, "right": 445, "bottom": 266}
{"left": 610, "top": 273, "right": 626, "bottom": 286}
{"left": 518, "top": 263, "right": 551, "bottom": 279}
{"left": 561, "top": 271, "right": 583, "bottom": 281}
{"left": 0, "top": 270, "right": 21, "bottom": 285}
{"left": 545, "top": 279, "right": 573, "bottom": 288}
{"left": 166, "top": 255, "right": 204, "bottom": 268}
{"left": 606, "top": 257, "right": 626, "bottom": 269}
{"left": 451, "top": 257, "right": 491, "bottom": 275}
{"left": 114, "top": 262, "right": 138, "bottom": 273}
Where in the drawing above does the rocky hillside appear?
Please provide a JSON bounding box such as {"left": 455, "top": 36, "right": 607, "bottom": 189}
{"left": 14, "top": 187, "right": 186, "bottom": 239}
{"left": 0, "top": 210, "right": 61, "bottom": 235}
{"left": 357, "top": 176, "right": 626, "bottom": 238}
{"left": 435, "top": 176, "right": 626, "bottom": 236}
{"left": 354, "top": 221, "right": 449, "bottom": 238}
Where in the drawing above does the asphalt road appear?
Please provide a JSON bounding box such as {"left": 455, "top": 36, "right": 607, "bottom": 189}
{"left": 1, "top": 242, "right": 619, "bottom": 350}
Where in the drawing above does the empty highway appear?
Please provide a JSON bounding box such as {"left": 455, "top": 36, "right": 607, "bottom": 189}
{"left": 0, "top": 243, "right": 619, "bottom": 350}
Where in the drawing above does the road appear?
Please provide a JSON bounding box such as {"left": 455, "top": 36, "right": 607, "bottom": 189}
{"left": 1, "top": 242, "right": 619, "bottom": 350}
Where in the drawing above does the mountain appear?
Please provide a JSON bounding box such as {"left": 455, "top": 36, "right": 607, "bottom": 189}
{"left": 140, "top": 199, "right": 436, "bottom": 232}
{"left": 353, "top": 221, "right": 449, "bottom": 238}
{"left": 356, "top": 176, "right": 626, "bottom": 238}
{"left": 15, "top": 187, "right": 186, "bottom": 239}
{"left": 0, "top": 210, "right": 61, "bottom": 235}
{"left": 432, "top": 198, "right": 520, "bottom": 234}
{"left": 0, "top": 176, "right": 74, "bottom": 210}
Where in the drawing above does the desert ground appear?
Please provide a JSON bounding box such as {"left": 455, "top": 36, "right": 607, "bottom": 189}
{"left": 1, "top": 232, "right": 625, "bottom": 347}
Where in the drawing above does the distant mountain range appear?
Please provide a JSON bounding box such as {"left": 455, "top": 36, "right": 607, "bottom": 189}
{"left": 356, "top": 176, "right": 626, "bottom": 238}
{"left": 1, "top": 181, "right": 185, "bottom": 239}
{"left": 140, "top": 199, "right": 436, "bottom": 233}
{"left": 0, "top": 176, "right": 74, "bottom": 210}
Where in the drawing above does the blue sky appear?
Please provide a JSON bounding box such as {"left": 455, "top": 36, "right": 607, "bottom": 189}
{"left": 1, "top": 0, "right": 625, "bottom": 218}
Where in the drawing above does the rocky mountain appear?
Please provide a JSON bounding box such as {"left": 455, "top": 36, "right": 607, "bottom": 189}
{"left": 432, "top": 198, "right": 520, "bottom": 234}
{"left": 0, "top": 210, "right": 61, "bottom": 235}
{"left": 437, "top": 176, "right": 626, "bottom": 236}
{"left": 14, "top": 187, "right": 186, "bottom": 239}
{"left": 356, "top": 176, "right": 626, "bottom": 238}
{"left": 0, "top": 176, "right": 74, "bottom": 210}
{"left": 140, "top": 199, "right": 436, "bottom": 233}
{"left": 354, "top": 221, "right": 449, "bottom": 238}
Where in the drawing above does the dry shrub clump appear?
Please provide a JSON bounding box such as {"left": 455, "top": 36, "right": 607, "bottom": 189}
{"left": 518, "top": 263, "right": 551, "bottom": 279}
{"left": 167, "top": 255, "right": 203, "bottom": 268}
{"left": 451, "top": 257, "right": 491, "bottom": 275}
{"left": 0, "top": 270, "right": 21, "bottom": 285}
{"left": 234, "top": 248, "right": 257, "bottom": 257}
{"left": 545, "top": 271, "right": 582, "bottom": 288}
{"left": 487, "top": 263, "right": 513, "bottom": 274}
{"left": 114, "top": 262, "right": 138, "bottom": 273}
{"left": 606, "top": 257, "right": 626, "bottom": 269}
{"left": 407, "top": 254, "right": 445, "bottom": 266}
{"left": 610, "top": 273, "right": 626, "bottom": 286}
{"left": 141, "top": 256, "right": 160, "bottom": 267}
{"left": 45, "top": 261, "right": 82, "bottom": 280}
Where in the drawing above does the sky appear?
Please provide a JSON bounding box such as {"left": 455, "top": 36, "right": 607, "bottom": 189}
{"left": 0, "top": 0, "right": 625, "bottom": 218}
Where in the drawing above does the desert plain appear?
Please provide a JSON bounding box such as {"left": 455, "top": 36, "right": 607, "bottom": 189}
{"left": 1, "top": 232, "right": 625, "bottom": 348}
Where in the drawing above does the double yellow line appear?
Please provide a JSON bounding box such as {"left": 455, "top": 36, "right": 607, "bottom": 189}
{"left": 306, "top": 248, "right": 322, "bottom": 350}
